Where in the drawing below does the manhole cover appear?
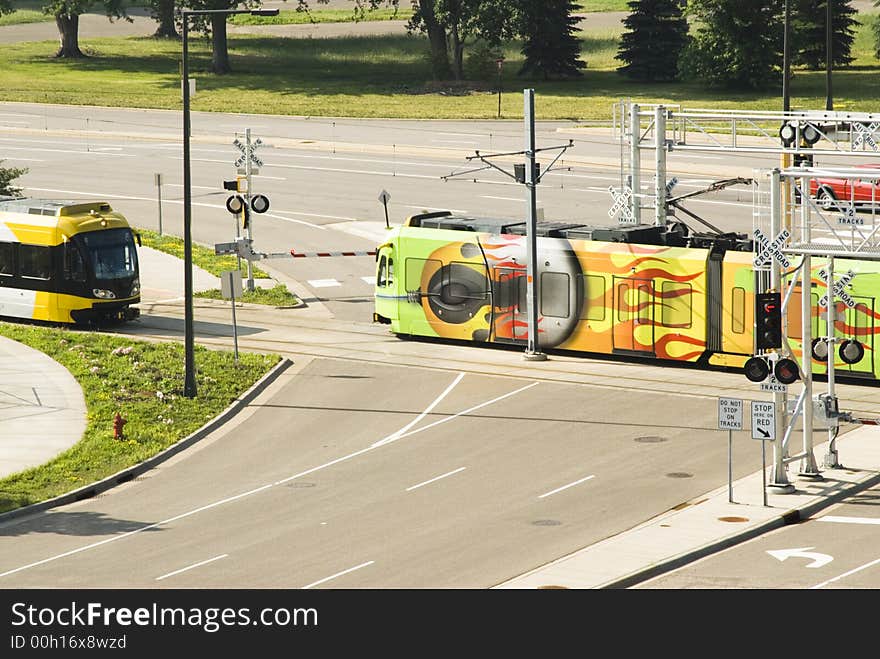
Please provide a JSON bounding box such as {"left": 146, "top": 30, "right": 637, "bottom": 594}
{"left": 718, "top": 516, "right": 749, "bottom": 523}
{"left": 666, "top": 472, "right": 693, "bottom": 479}
{"left": 531, "top": 519, "right": 562, "bottom": 526}
{"left": 634, "top": 436, "right": 667, "bottom": 443}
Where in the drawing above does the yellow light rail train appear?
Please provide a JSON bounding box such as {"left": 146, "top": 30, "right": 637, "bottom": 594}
{"left": 0, "top": 197, "right": 140, "bottom": 325}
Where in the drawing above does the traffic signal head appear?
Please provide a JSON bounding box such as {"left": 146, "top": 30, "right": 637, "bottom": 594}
{"left": 811, "top": 337, "right": 829, "bottom": 361}
{"left": 839, "top": 339, "right": 865, "bottom": 365}
{"left": 744, "top": 356, "right": 770, "bottom": 383}
{"left": 774, "top": 358, "right": 800, "bottom": 385}
{"left": 755, "top": 291, "right": 782, "bottom": 350}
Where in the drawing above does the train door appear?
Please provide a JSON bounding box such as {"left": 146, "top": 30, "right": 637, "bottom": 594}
{"left": 491, "top": 267, "right": 527, "bottom": 342}
{"left": 612, "top": 276, "right": 654, "bottom": 353}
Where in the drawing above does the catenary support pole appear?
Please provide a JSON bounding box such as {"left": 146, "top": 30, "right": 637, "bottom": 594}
{"left": 523, "top": 89, "right": 545, "bottom": 362}
{"left": 654, "top": 105, "right": 667, "bottom": 227}
{"left": 629, "top": 102, "right": 641, "bottom": 224}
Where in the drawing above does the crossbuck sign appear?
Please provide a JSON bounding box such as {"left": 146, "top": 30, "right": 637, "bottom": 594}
{"left": 818, "top": 268, "right": 857, "bottom": 308}
{"left": 753, "top": 228, "right": 791, "bottom": 269}
{"left": 608, "top": 185, "right": 636, "bottom": 225}
{"left": 853, "top": 122, "right": 880, "bottom": 151}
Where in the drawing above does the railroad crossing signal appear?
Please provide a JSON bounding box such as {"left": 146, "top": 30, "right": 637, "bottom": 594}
{"left": 852, "top": 122, "right": 880, "bottom": 151}
{"left": 751, "top": 400, "right": 776, "bottom": 441}
{"left": 608, "top": 185, "right": 636, "bottom": 225}
{"left": 753, "top": 228, "right": 791, "bottom": 269}
{"left": 818, "top": 268, "right": 856, "bottom": 309}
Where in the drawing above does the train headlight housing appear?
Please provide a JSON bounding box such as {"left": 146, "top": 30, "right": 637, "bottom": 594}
{"left": 93, "top": 288, "right": 117, "bottom": 299}
{"left": 130, "top": 279, "right": 140, "bottom": 297}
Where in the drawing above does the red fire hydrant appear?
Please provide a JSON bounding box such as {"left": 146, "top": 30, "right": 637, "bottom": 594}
{"left": 113, "top": 412, "right": 127, "bottom": 440}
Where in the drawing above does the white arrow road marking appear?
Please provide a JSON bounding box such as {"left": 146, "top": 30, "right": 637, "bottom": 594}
{"left": 767, "top": 547, "right": 833, "bottom": 568}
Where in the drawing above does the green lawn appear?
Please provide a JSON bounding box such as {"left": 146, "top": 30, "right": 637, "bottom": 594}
{"left": 0, "top": 321, "right": 281, "bottom": 514}
{"left": 0, "top": 11, "right": 879, "bottom": 121}
{"left": 230, "top": 7, "right": 414, "bottom": 25}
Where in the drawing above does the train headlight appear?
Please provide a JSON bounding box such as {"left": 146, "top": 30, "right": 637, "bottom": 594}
{"left": 93, "top": 288, "right": 117, "bottom": 299}
{"left": 130, "top": 279, "right": 140, "bottom": 297}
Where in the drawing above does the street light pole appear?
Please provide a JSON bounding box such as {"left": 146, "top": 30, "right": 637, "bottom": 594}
{"left": 826, "top": 0, "right": 833, "bottom": 111}
{"left": 180, "top": 7, "right": 277, "bottom": 399}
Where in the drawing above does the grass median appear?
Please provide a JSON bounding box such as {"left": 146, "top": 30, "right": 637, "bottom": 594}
{"left": 0, "top": 321, "right": 282, "bottom": 515}
{"left": 2, "top": 13, "right": 880, "bottom": 120}
{"left": 136, "top": 228, "right": 301, "bottom": 307}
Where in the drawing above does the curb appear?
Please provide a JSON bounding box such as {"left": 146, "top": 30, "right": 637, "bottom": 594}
{"left": 0, "top": 356, "right": 294, "bottom": 524}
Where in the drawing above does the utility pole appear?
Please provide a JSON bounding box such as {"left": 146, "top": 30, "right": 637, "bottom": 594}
{"left": 826, "top": 0, "right": 833, "bottom": 111}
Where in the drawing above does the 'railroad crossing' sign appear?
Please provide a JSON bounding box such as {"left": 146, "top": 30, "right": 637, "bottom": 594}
{"left": 608, "top": 185, "right": 636, "bottom": 225}
{"left": 852, "top": 122, "right": 880, "bottom": 151}
{"left": 818, "top": 268, "right": 856, "bottom": 308}
{"left": 233, "top": 136, "right": 263, "bottom": 172}
{"left": 753, "top": 228, "right": 791, "bottom": 269}
{"left": 751, "top": 400, "right": 776, "bottom": 441}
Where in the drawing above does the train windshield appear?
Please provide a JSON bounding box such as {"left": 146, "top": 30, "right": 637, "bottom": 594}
{"left": 76, "top": 228, "right": 138, "bottom": 280}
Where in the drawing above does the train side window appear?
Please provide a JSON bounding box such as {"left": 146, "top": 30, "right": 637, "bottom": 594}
{"left": 661, "top": 282, "right": 692, "bottom": 328}
{"left": 19, "top": 244, "right": 52, "bottom": 280}
{"left": 406, "top": 258, "right": 439, "bottom": 293}
{"left": 540, "top": 272, "right": 570, "bottom": 317}
{"left": 731, "top": 287, "right": 746, "bottom": 334}
{"left": 377, "top": 254, "right": 394, "bottom": 287}
{"left": 617, "top": 282, "right": 630, "bottom": 322}
{"left": 580, "top": 274, "right": 606, "bottom": 321}
{"left": 0, "top": 242, "right": 13, "bottom": 276}
{"left": 446, "top": 262, "right": 488, "bottom": 300}
{"left": 64, "top": 241, "right": 86, "bottom": 283}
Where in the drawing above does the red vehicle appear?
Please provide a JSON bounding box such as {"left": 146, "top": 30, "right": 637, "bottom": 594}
{"left": 809, "top": 163, "right": 880, "bottom": 210}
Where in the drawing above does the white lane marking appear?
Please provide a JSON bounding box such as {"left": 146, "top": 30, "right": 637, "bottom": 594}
{"left": 161, "top": 184, "right": 217, "bottom": 190}
{"left": 271, "top": 209, "right": 358, "bottom": 222}
{"left": 372, "top": 372, "right": 465, "bottom": 448}
{"left": 811, "top": 557, "right": 880, "bottom": 589}
{"left": 360, "top": 276, "right": 374, "bottom": 284}
{"left": 0, "top": 145, "right": 135, "bottom": 157}
{"left": 538, "top": 475, "right": 596, "bottom": 499}
{"left": 482, "top": 195, "right": 523, "bottom": 202}
{"left": 3, "top": 158, "right": 44, "bottom": 162}
{"left": 385, "top": 381, "right": 541, "bottom": 444}
{"left": 0, "top": 381, "right": 537, "bottom": 579}
{"left": 817, "top": 515, "right": 880, "bottom": 525}
{"left": 156, "top": 554, "right": 228, "bottom": 581}
{"left": 302, "top": 560, "right": 374, "bottom": 589}
{"left": 308, "top": 279, "right": 341, "bottom": 288}
{"left": 432, "top": 139, "right": 479, "bottom": 145}
{"left": 181, "top": 157, "right": 440, "bottom": 181}
{"left": 406, "top": 467, "right": 467, "bottom": 492}
{"left": 24, "top": 187, "right": 325, "bottom": 229}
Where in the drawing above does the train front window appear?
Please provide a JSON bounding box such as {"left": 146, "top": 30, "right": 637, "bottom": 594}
{"left": 76, "top": 229, "right": 138, "bottom": 280}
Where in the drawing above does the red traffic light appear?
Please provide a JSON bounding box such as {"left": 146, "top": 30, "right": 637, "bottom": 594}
{"left": 774, "top": 358, "right": 800, "bottom": 385}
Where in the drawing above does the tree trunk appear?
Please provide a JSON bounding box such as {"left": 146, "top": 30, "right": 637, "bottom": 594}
{"left": 153, "top": 0, "right": 178, "bottom": 39}
{"left": 210, "top": 13, "right": 230, "bottom": 74}
{"left": 450, "top": 25, "right": 464, "bottom": 81}
{"left": 54, "top": 14, "right": 85, "bottom": 58}
{"left": 418, "top": 0, "right": 450, "bottom": 80}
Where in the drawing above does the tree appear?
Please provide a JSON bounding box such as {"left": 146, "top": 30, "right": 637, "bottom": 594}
{"left": 182, "top": 0, "right": 262, "bottom": 74}
{"left": 148, "top": 0, "right": 179, "bottom": 39}
{"left": 42, "top": 0, "right": 130, "bottom": 59}
{"left": 616, "top": 0, "right": 688, "bottom": 82}
{"left": 296, "top": 1, "right": 516, "bottom": 82}
{"left": 680, "top": 0, "right": 783, "bottom": 89}
{"left": 517, "top": 0, "right": 585, "bottom": 79}
{"left": 0, "top": 161, "right": 28, "bottom": 197}
{"left": 793, "top": 0, "right": 856, "bottom": 70}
